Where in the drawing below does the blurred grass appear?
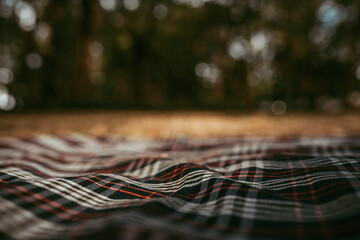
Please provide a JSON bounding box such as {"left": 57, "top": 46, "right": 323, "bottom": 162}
{"left": 1, "top": 111, "right": 360, "bottom": 138}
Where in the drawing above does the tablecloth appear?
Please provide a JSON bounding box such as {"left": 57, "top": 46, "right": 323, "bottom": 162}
{"left": 0, "top": 134, "right": 360, "bottom": 239}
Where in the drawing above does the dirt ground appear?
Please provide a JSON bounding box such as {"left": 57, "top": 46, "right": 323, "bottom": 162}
{"left": 0, "top": 111, "right": 359, "bottom": 138}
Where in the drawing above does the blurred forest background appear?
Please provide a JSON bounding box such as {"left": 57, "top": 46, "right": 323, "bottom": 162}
{"left": 1, "top": 0, "right": 360, "bottom": 114}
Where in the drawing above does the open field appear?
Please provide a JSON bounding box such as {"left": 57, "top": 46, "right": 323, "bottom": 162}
{"left": 1, "top": 111, "right": 359, "bottom": 138}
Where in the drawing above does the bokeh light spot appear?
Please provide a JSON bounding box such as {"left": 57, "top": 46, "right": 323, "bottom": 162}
{"left": 0, "top": 87, "right": 15, "bottom": 111}
{"left": 124, "top": 0, "right": 139, "bottom": 11}
{"left": 15, "top": 1, "right": 37, "bottom": 31}
{"left": 189, "top": 0, "right": 204, "bottom": 8}
{"left": 228, "top": 36, "right": 249, "bottom": 60}
{"left": 195, "top": 62, "right": 220, "bottom": 88}
{"left": 26, "top": 53, "right": 43, "bottom": 69}
{"left": 250, "top": 32, "right": 267, "bottom": 52}
{"left": 34, "top": 22, "right": 51, "bottom": 44}
{"left": 88, "top": 41, "right": 104, "bottom": 57}
{"left": 153, "top": 4, "right": 168, "bottom": 20}
{"left": 271, "top": 100, "right": 287, "bottom": 115}
{"left": 195, "top": 62, "right": 210, "bottom": 78}
{"left": 318, "top": 1, "right": 346, "bottom": 29}
{"left": 99, "top": 0, "right": 118, "bottom": 12}
{"left": 0, "top": 68, "right": 13, "bottom": 84}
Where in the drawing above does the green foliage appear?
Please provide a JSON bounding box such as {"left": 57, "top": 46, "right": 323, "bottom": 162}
{"left": 1, "top": 0, "right": 360, "bottom": 112}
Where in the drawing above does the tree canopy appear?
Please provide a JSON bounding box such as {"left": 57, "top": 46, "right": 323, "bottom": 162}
{"left": 1, "top": 0, "right": 360, "bottom": 113}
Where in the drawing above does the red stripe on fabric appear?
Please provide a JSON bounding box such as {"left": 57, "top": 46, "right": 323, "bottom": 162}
{"left": 228, "top": 166, "right": 360, "bottom": 176}
{"left": 298, "top": 155, "right": 329, "bottom": 239}
{"left": 278, "top": 181, "right": 352, "bottom": 199}
{"left": 152, "top": 165, "right": 205, "bottom": 181}
{"left": 80, "top": 176, "right": 152, "bottom": 199}
{"left": 285, "top": 150, "right": 305, "bottom": 240}
{"left": 171, "top": 163, "right": 187, "bottom": 197}
{"left": 178, "top": 184, "right": 259, "bottom": 200}
{"left": 227, "top": 173, "right": 300, "bottom": 178}
{"left": 0, "top": 184, "right": 102, "bottom": 221}
{"left": 89, "top": 175, "right": 167, "bottom": 198}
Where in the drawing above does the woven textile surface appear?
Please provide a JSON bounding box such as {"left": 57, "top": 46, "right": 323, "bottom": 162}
{"left": 0, "top": 134, "right": 360, "bottom": 240}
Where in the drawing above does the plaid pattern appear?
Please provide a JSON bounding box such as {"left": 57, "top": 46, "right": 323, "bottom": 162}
{"left": 0, "top": 134, "right": 360, "bottom": 240}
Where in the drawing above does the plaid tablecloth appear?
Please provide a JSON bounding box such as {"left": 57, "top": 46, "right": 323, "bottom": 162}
{"left": 0, "top": 134, "right": 360, "bottom": 240}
